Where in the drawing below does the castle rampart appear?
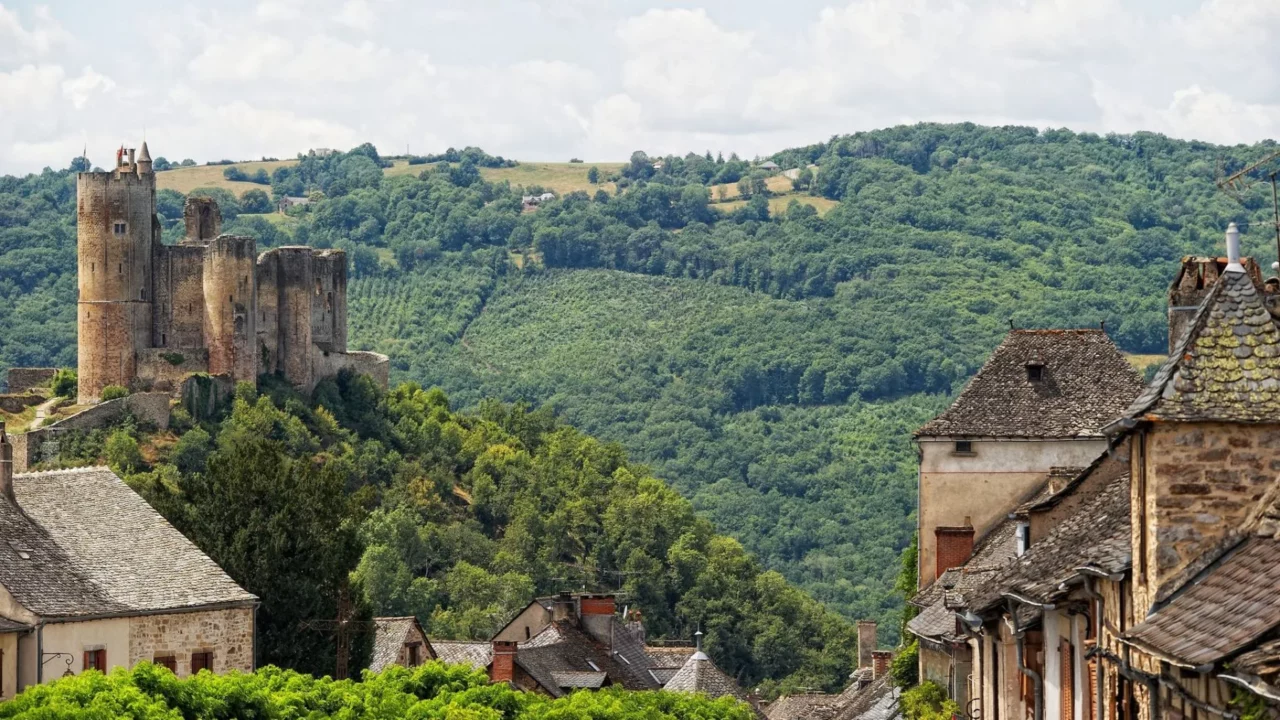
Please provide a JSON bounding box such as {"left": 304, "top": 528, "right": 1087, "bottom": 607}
{"left": 75, "top": 143, "right": 387, "bottom": 402}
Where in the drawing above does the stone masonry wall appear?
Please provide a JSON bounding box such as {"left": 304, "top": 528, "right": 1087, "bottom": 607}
{"left": 1142, "top": 422, "right": 1280, "bottom": 598}
{"left": 128, "top": 607, "right": 254, "bottom": 676}
{"left": 6, "top": 368, "right": 56, "bottom": 392}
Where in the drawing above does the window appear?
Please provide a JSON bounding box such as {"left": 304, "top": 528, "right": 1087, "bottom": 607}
{"left": 191, "top": 651, "right": 213, "bottom": 674}
{"left": 407, "top": 643, "right": 421, "bottom": 666}
{"left": 1015, "top": 522, "right": 1030, "bottom": 556}
{"left": 113, "top": 222, "right": 127, "bottom": 236}
{"left": 83, "top": 649, "right": 106, "bottom": 673}
{"left": 954, "top": 440, "right": 973, "bottom": 454}
{"left": 154, "top": 655, "right": 176, "bottom": 672}
{"left": 1026, "top": 364, "right": 1045, "bottom": 382}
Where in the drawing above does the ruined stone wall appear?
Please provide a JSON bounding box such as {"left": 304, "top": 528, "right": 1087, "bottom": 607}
{"left": 183, "top": 197, "right": 222, "bottom": 243}
{"left": 11, "top": 393, "right": 171, "bottom": 472}
{"left": 311, "top": 350, "right": 390, "bottom": 391}
{"left": 152, "top": 244, "right": 207, "bottom": 350}
{"left": 1135, "top": 423, "right": 1280, "bottom": 606}
{"left": 128, "top": 607, "right": 254, "bottom": 676}
{"left": 255, "top": 251, "right": 281, "bottom": 375}
{"left": 274, "top": 247, "right": 315, "bottom": 388}
{"left": 5, "top": 368, "right": 56, "bottom": 392}
{"left": 310, "top": 250, "right": 346, "bottom": 351}
{"left": 77, "top": 170, "right": 156, "bottom": 403}
{"left": 136, "top": 348, "right": 209, "bottom": 393}
{"left": 203, "top": 236, "right": 258, "bottom": 382}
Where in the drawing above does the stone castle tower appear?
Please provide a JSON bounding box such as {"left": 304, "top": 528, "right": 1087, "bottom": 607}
{"left": 76, "top": 144, "right": 387, "bottom": 403}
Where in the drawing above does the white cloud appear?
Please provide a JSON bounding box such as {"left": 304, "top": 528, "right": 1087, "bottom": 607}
{"left": 0, "top": 4, "right": 70, "bottom": 63}
{"left": 4, "top": 1, "right": 1280, "bottom": 174}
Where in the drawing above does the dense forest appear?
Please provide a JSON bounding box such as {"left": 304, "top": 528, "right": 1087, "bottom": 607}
{"left": 3, "top": 124, "right": 1279, "bottom": 656}
{"left": 54, "top": 373, "right": 859, "bottom": 694}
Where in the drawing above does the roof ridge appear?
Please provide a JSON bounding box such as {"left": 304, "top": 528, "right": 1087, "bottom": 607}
{"left": 15, "top": 465, "right": 112, "bottom": 478}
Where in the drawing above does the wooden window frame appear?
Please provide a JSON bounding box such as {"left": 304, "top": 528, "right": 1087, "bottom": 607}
{"left": 154, "top": 655, "right": 176, "bottom": 672}
{"left": 191, "top": 651, "right": 213, "bottom": 674}
{"left": 83, "top": 648, "right": 106, "bottom": 673}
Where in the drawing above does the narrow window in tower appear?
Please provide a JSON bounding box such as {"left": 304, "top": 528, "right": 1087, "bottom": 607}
{"left": 315, "top": 278, "right": 322, "bottom": 295}
{"left": 140, "top": 289, "right": 145, "bottom": 300}
{"left": 326, "top": 292, "right": 332, "bottom": 311}
{"left": 91, "top": 263, "right": 95, "bottom": 273}
{"left": 162, "top": 333, "right": 166, "bottom": 346}
{"left": 113, "top": 222, "right": 126, "bottom": 236}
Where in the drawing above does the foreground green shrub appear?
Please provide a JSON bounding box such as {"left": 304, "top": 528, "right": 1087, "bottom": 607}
{"left": 900, "top": 681, "right": 960, "bottom": 720}
{"left": 100, "top": 384, "right": 130, "bottom": 401}
{"left": 50, "top": 369, "right": 77, "bottom": 399}
{"left": 0, "top": 661, "right": 757, "bottom": 720}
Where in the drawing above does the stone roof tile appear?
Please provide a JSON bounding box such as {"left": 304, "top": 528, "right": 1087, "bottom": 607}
{"left": 917, "top": 330, "right": 1143, "bottom": 439}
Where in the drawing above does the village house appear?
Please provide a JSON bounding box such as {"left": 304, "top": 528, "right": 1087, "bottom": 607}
{"left": 369, "top": 616, "right": 434, "bottom": 673}
{"left": 908, "top": 225, "right": 1280, "bottom": 720}
{"left": 765, "top": 620, "right": 900, "bottom": 720}
{"left": 0, "top": 425, "right": 256, "bottom": 697}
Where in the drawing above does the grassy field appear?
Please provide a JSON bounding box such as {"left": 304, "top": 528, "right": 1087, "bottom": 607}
{"left": 713, "top": 194, "right": 840, "bottom": 217}
{"left": 707, "top": 174, "right": 794, "bottom": 201}
{"left": 156, "top": 160, "right": 298, "bottom": 196}
{"left": 481, "top": 162, "right": 624, "bottom": 195}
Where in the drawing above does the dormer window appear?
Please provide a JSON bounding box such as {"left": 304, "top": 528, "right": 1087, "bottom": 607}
{"left": 1026, "top": 363, "right": 1044, "bottom": 382}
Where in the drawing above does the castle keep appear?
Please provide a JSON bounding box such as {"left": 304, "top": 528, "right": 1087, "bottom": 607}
{"left": 76, "top": 144, "right": 387, "bottom": 403}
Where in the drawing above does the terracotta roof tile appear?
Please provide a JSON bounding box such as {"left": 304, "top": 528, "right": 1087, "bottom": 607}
{"left": 917, "top": 330, "right": 1142, "bottom": 439}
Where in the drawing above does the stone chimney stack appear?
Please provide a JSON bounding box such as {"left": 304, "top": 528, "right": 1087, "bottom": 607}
{"left": 1226, "top": 222, "right": 1244, "bottom": 273}
{"left": 857, "top": 620, "right": 877, "bottom": 669}
{"left": 872, "top": 651, "right": 892, "bottom": 680}
{"left": 551, "top": 592, "right": 574, "bottom": 622}
{"left": 490, "top": 640, "right": 517, "bottom": 683}
{"left": 0, "top": 422, "right": 12, "bottom": 505}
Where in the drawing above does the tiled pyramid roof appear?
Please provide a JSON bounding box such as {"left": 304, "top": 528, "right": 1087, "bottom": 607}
{"left": 917, "top": 330, "right": 1142, "bottom": 439}
{"left": 1113, "top": 269, "right": 1280, "bottom": 426}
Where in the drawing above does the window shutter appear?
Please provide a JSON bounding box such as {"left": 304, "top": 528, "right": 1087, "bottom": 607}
{"left": 83, "top": 651, "right": 90, "bottom": 673}
{"left": 1060, "top": 639, "right": 1074, "bottom": 720}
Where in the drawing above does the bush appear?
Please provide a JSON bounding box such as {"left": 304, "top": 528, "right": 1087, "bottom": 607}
{"left": 891, "top": 640, "right": 919, "bottom": 688}
{"left": 50, "top": 368, "right": 77, "bottom": 398}
{"left": 104, "top": 429, "right": 143, "bottom": 475}
{"left": 0, "top": 660, "right": 758, "bottom": 720}
{"left": 900, "top": 681, "right": 960, "bottom": 720}
{"left": 100, "top": 385, "right": 129, "bottom": 401}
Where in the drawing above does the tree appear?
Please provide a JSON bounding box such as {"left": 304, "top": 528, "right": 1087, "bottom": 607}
{"left": 179, "top": 158, "right": 196, "bottom": 166}
{"left": 241, "top": 189, "right": 273, "bottom": 214}
{"left": 792, "top": 167, "right": 813, "bottom": 191}
{"left": 587, "top": 166, "right": 600, "bottom": 184}
{"left": 152, "top": 156, "right": 172, "bottom": 171}
{"left": 105, "top": 429, "right": 143, "bottom": 475}
{"left": 50, "top": 369, "right": 77, "bottom": 398}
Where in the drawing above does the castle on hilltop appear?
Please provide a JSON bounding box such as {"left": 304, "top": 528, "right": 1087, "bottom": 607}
{"left": 76, "top": 144, "right": 387, "bottom": 403}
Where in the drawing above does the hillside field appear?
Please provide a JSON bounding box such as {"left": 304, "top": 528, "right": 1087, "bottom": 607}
{"left": 156, "top": 159, "right": 298, "bottom": 195}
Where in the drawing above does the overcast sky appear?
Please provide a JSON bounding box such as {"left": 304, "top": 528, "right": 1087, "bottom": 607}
{"left": 1, "top": 0, "right": 1278, "bottom": 174}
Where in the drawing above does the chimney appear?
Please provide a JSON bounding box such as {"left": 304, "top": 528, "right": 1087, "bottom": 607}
{"left": 552, "top": 592, "right": 574, "bottom": 622}
{"left": 579, "top": 594, "right": 615, "bottom": 617}
{"left": 935, "top": 518, "right": 975, "bottom": 577}
{"left": 0, "top": 422, "right": 12, "bottom": 505}
{"left": 490, "top": 640, "right": 517, "bottom": 683}
{"left": 856, "top": 620, "right": 877, "bottom": 669}
{"left": 871, "top": 651, "right": 892, "bottom": 680}
{"left": 1226, "top": 222, "right": 1244, "bottom": 273}
{"left": 127, "top": 148, "right": 136, "bottom": 166}
{"left": 625, "top": 608, "right": 645, "bottom": 645}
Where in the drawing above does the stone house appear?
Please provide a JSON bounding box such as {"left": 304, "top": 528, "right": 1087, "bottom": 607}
{"left": 0, "top": 427, "right": 255, "bottom": 697}
{"left": 766, "top": 621, "right": 899, "bottom": 720}
{"left": 369, "top": 616, "right": 434, "bottom": 673}
{"left": 911, "top": 227, "right": 1280, "bottom": 720}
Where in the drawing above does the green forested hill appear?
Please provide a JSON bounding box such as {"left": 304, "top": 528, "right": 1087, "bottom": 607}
{"left": 4, "top": 125, "right": 1280, "bottom": 651}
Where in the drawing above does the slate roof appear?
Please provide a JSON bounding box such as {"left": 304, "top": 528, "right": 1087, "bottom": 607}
{"left": 917, "top": 330, "right": 1143, "bottom": 439}
{"left": 1123, "top": 537, "right": 1280, "bottom": 667}
{"left": 1112, "top": 269, "right": 1280, "bottom": 427}
{"left": 663, "top": 649, "right": 748, "bottom": 701}
{"left": 968, "top": 474, "right": 1131, "bottom": 614}
{"left": 551, "top": 670, "right": 608, "bottom": 688}
{"left": 432, "top": 640, "right": 492, "bottom": 669}
{"left": 832, "top": 675, "right": 900, "bottom": 720}
{"left": 0, "top": 467, "right": 254, "bottom": 619}
{"left": 1232, "top": 639, "right": 1280, "bottom": 685}
{"left": 370, "top": 616, "right": 432, "bottom": 672}
{"left": 766, "top": 693, "right": 843, "bottom": 720}
{"left": 518, "top": 621, "right": 658, "bottom": 697}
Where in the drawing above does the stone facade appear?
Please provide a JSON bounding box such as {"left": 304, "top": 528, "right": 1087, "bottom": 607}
{"left": 5, "top": 368, "right": 56, "bottom": 393}
{"left": 1132, "top": 422, "right": 1280, "bottom": 604}
{"left": 128, "top": 607, "right": 255, "bottom": 676}
{"left": 76, "top": 145, "right": 388, "bottom": 404}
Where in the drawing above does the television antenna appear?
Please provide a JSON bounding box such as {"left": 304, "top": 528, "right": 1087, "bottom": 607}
{"left": 1217, "top": 149, "right": 1280, "bottom": 272}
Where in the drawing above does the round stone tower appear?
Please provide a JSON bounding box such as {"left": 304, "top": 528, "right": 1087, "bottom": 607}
{"left": 203, "top": 235, "right": 258, "bottom": 382}
{"left": 77, "top": 148, "right": 156, "bottom": 403}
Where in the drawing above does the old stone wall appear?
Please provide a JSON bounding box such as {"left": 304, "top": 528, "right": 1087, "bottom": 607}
{"left": 0, "top": 394, "right": 43, "bottom": 414}
{"left": 255, "top": 251, "right": 281, "bottom": 375}
{"left": 77, "top": 169, "right": 156, "bottom": 403}
{"left": 274, "top": 247, "right": 315, "bottom": 388}
{"left": 183, "top": 197, "right": 222, "bottom": 242}
{"left": 13, "top": 392, "right": 173, "bottom": 470}
{"left": 311, "top": 350, "right": 390, "bottom": 391}
{"left": 5, "top": 368, "right": 56, "bottom": 392}
{"left": 310, "top": 250, "right": 347, "bottom": 351}
{"left": 136, "top": 348, "right": 209, "bottom": 393}
{"left": 203, "top": 235, "right": 258, "bottom": 381}
{"left": 180, "top": 374, "right": 236, "bottom": 422}
{"left": 153, "top": 244, "right": 207, "bottom": 350}
{"left": 1138, "top": 422, "right": 1280, "bottom": 602}
{"left": 128, "top": 607, "right": 254, "bottom": 676}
